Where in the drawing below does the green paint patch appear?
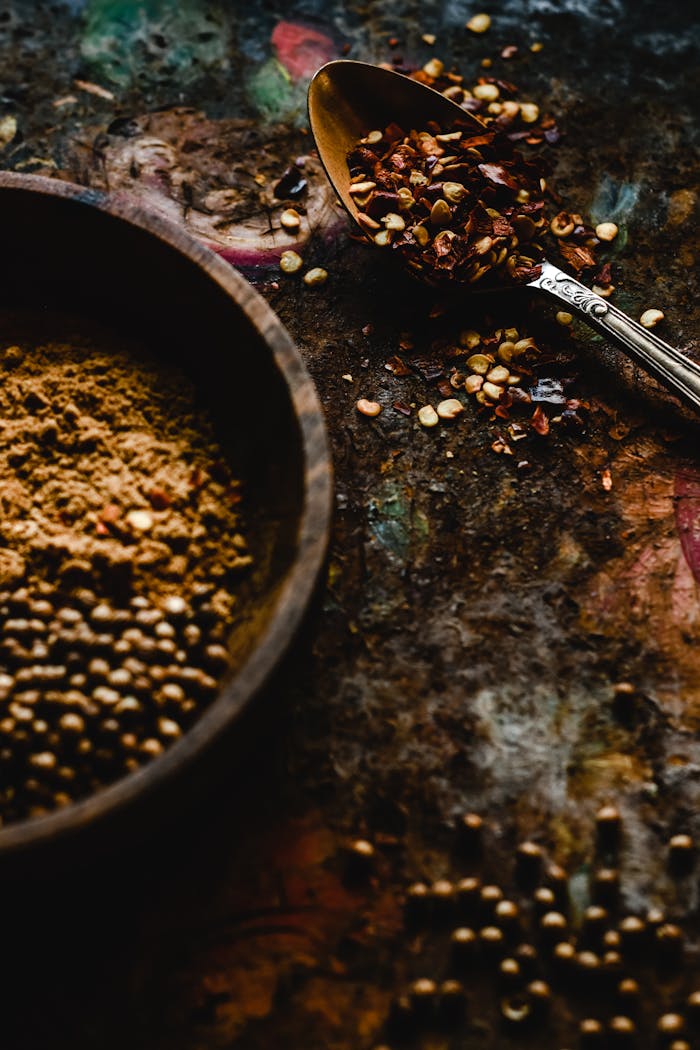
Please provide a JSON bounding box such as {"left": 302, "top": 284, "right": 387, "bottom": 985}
{"left": 82, "top": 0, "right": 230, "bottom": 87}
{"left": 367, "top": 480, "right": 429, "bottom": 561}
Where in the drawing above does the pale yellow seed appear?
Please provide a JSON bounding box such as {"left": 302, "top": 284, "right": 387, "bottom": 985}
{"left": 409, "top": 169, "right": 429, "bottom": 187}
{"left": 519, "top": 102, "right": 539, "bottom": 124}
{"left": 422, "top": 33, "right": 436, "bottom": 46}
{"left": 280, "top": 208, "right": 301, "bottom": 231}
{"left": 341, "top": 374, "right": 353, "bottom": 383}
{"left": 593, "top": 283, "right": 614, "bottom": 298}
{"left": 501, "top": 100, "right": 520, "bottom": 119}
{"left": 437, "top": 398, "right": 465, "bottom": 420}
{"left": 0, "top": 114, "right": 17, "bottom": 148}
{"left": 475, "top": 391, "right": 488, "bottom": 405}
{"left": 497, "top": 341, "right": 515, "bottom": 363}
{"left": 473, "top": 83, "right": 499, "bottom": 102}
{"left": 459, "top": 329, "right": 481, "bottom": 349}
{"left": 640, "top": 308, "right": 664, "bottom": 328}
{"left": 397, "top": 187, "right": 414, "bottom": 210}
{"left": 506, "top": 375, "right": 521, "bottom": 386}
{"left": 504, "top": 327, "right": 519, "bottom": 341}
{"left": 466, "top": 12, "right": 491, "bottom": 33}
{"left": 280, "top": 250, "right": 303, "bottom": 274}
{"left": 482, "top": 381, "right": 503, "bottom": 402}
{"left": 360, "top": 130, "right": 382, "bottom": 145}
{"left": 466, "top": 353, "right": 492, "bottom": 375}
{"left": 486, "top": 365, "right": 510, "bottom": 384}
{"left": 383, "top": 212, "right": 406, "bottom": 232}
{"left": 514, "top": 337, "right": 536, "bottom": 354}
{"left": 595, "top": 221, "right": 619, "bottom": 242}
{"left": 303, "top": 267, "right": 328, "bottom": 287}
{"left": 443, "top": 181, "right": 467, "bottom": 203}
{"left": 412, "top": 224, "right": 430, "bottom": 246}
{"left": 423, "top": 58, "right": 444, "bottom": 79}
{"left": 126, "top": 509, "right": 153, "bottom": 532}
{"left": 487, "top": 102, "right": 503, "bottom": 115}
{"left": 374, "top": 230, "right": 392, "bottom": 247}
{"left": 357, "top": 212, "right": 381, "bottom": 232}
{"left": 556, "top": 311, "right": 573, "bottom": 326}
{"left": 465, "top": 374, "right": 484, "bottom": 394}
{"left": 430, "top": 199, "right": 452, "bottom": 226}
{"left": 550, "top": 215, "right": 575, "bottom": 238}
{"left": 418, "top": 404, "right": 439, "bottom": 427}
{"left": 349, "top": 181, "right": 376, "bottom": 196}
{"left": 356, "top": 398, "right": 382, "bottom": 417}
{"left": 436, "top": 131, "right": 462, "bottom": 142}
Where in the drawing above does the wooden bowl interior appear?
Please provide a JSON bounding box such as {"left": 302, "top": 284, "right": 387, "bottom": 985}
{"left": 0, "top": 179, "right": 330, "bottom": 858}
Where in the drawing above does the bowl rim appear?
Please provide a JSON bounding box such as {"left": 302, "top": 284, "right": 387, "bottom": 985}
{"left": 0, "top": 171, "right": 333, "bottom": 856}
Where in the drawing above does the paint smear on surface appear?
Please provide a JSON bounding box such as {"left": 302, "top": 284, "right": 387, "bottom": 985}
{"left": 271, "top": 21, "right": 336, "bottom": 80}
{"left": 675, "top": 467, "right": 700, "bottom": 583}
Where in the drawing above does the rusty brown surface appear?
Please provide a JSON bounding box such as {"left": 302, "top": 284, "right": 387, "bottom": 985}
{"left": 0, "top": 1, "right": 699, "bottom": 1047}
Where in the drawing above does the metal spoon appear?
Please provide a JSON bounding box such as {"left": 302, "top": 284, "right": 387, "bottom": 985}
{"left": 308, "top": 60, "right": 700, "bottom": 413}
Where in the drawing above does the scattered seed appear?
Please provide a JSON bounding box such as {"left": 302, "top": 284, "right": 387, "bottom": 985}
{"left": 303, "top": 267, "right": 328, "bottom": 287}
{"left": 383, "top": 212, "right": 406, "bottom": 232}
{"left": 556, "top": 311, "right": 573, "bottom": 326}
{"left": 640, "top": 308, "right": 664, "bottom": 328}
{"left": 595, "top": 221, "right": 618, "bottom": 241}
{"left": 125, "top": 509, "right": 153, "bottom": 532}
{"left": 519, "top": 102, "right": 539, "bottom": 124}
{"left": 430, "top": 199, "right": 452, "bottom": 226}
{"left": 473, "top": 83, "right": 500, "bottom": 102}
{"left": 483, "top": 382, "right": 504, "bottom": 402}
{"left": 423, "top": 58, "right": 444, "bottom": 79}
{"left": 437, "top": 398, "right": 464, "bottom": 420}
{"left": 466, "top": 13, "right": 491, "bottom": 33}
{"left": 280, "top": 250, "right": 303, "bottom": 274}
{"left": 418, "top": 404, "right": 439, "bottom": 427}
{"left": 356, "top": 399, "right": 382, "bottom": 417}
{"left": 280, "top": 208, "right": 301, "bottom": 231}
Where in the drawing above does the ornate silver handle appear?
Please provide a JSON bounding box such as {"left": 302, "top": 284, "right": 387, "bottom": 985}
{"left": 529, "top": 260, "right": 700, "bottom": 413}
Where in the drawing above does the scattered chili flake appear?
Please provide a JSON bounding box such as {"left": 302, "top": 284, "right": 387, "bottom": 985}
{"left": 385, "top": 355, "right": 412, "bottom": 376}
{"left": 393, "top": 401, "right": 412, "bottom": 416}
{"left": 531, "top": 405, "right": 550, "bottom": 435}
{"left": 148, "top": 487, "right": 171, "bottom": 510}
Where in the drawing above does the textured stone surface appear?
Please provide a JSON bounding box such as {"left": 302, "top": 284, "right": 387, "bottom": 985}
{"left": 0, "top": 1, "right": 699, "bottom": 1047}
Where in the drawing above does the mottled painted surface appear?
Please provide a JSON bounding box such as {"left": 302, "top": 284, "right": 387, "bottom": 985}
{"left": 0, "top": 0, "right": 699, "bottom": 1047}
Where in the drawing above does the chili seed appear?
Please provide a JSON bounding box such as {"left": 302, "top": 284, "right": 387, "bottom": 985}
{"left": 303, "top": 267, "right": 328, "bottom": 287}
{"left": 595, "top": 222, "right": 619, "bottom": 241}
{"left": 418, "top": 405, "right": 439, "bottom": 427}
{"left": 280, "top": 208, "right": 301, "bottom": 231}
{"left": 466, "top": 12, "right": 491, "bottom": 32}
{"left": 437, "top": 398, "right": 464, "bottom": 420}
{"left": 280, "top": 250, "right": 303, "bottom": 274}
{"left": 356, "top": 398, "right": 382, "bottom": 417}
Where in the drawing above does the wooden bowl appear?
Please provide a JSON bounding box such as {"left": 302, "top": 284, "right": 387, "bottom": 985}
{"left": 0, "top": 172, "right": 332, "bottom": 859}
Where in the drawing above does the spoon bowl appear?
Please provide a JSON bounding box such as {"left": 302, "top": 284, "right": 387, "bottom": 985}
{"left": 308, "top": 60, "right": 700, "bottom": 414}
{"left": 308, "top": 60, "right": 485, "bottom": 235}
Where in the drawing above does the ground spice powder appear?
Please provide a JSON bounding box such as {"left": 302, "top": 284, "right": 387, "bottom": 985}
{"left": 0, "top": 314, "right": 252, "bottom": 824}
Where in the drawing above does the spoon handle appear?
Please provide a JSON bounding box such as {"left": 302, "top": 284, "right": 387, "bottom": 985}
{"left": 529, "top": 260, "right": 700, "bottom": 413}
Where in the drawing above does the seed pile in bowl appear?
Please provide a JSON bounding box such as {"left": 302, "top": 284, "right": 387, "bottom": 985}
{"left": 0, "top": 322, "right": 251, "bottom": 825}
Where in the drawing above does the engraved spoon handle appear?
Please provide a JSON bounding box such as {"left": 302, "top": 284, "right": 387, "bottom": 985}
{"left": 529, "top": 260, "right": 700, "bottom": 413}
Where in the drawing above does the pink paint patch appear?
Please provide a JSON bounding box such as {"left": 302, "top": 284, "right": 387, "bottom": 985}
{"left": 675, "top": 467, "right": 700, "bottom": 583}
{"left": 271, "top": 21, "right": 337, "bottom": 81}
